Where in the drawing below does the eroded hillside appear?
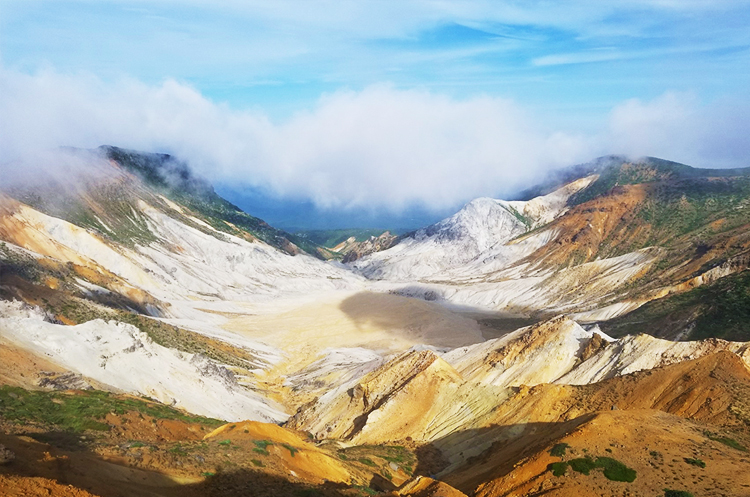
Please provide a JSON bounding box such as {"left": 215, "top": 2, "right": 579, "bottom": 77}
{"left": 3, "top": 150, "right": 750, "bottom": 496}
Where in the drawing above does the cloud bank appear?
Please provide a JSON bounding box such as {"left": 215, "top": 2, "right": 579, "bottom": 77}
{"left": 1, "top": 67, "right": 749, "bottom": 212}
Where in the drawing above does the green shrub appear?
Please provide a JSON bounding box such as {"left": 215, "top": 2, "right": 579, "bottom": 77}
{"left": 169, "top": 444, "right": 188, "bottom": 456}
{"left": 548, "top": 455, "right": 636, "bottom": 482}
{"left": 550, "top": 443, "right": 570, "bottom": 457}
{"left": 569, "top": 457, "right": 597, "bottom": 475}
{"left": 595, "top": 456, "right": 637, "bottom": 482}
{"left": 684, "top": 458, "right": 705, "bottom": 468}
{"left": 281, "top": 443, "right": 299, "bottom": 457}
{"left": 703, "top": 431, "right": 747, "bottom": 451}
{"left": 548, "top": 461, "right": 568, "bottom": 477}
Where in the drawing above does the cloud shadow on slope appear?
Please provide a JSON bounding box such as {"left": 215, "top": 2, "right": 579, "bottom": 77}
{"left": 416, "top": 415, "right": 597, "bottom": 494}
{"left": 338, "top": 290, "right": 540, "bottom": 346}
{"left": 337, "top": 290, "right": 485, "bottom": 349}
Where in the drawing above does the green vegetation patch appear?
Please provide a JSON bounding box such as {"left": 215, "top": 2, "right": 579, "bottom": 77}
{"left": 352, "top": 485, "right": 377, "bottom": 496}
{"left": 704, "top": 431, "right": 747, "bottom": 451}
{"left": 0, "top": 385, "right": 222, "bottom": 433}
{"left": 293, "top": 229, "right": 400, "bottom": 249}
{"left": 568, "top": 457, "right": 598, "bottom": 475}
{"left": 251, "top": 459, "right": 264, "bottom": 467}
{"left": 684, "top": 457, "right": 706, "bottom": 468}
{"left": 107, "top": 309, "right": 266, "bottom": 370}
{"left": 548, "top": 455, "right": 636, "bottom": 482}
{"left": 550, "top": 443, "right": 570, "bottom": 458}
{"left": 102, "top": 145, "right": 328, "bottom": 258}
{"left": 595, "top": 456, "right": 637, "bottom": 482}
{"left": 602, "top": 269, "right": 750, "bottom": 342}
{"left": 169, "top": 444, "right": 188, "bottom": 456}
{"left": 337, "top": 444, "right": 417, "bottom": 473}
{"left": 281, "top": 443, "right": 299, "bottom": 457}
{"left": 548, "top": 461, "right": 568, "bottom": 477}
{"left": 569, "top": 157, "right": 750, "bottom": 207}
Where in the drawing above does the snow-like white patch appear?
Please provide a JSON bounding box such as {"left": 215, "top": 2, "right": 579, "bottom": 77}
{"left": 444, "top": 317, "right": 594, "bottom": 387}
{"left": 283, "top": 347, "right": 384, "bottom": 397}
{"left": 349, "top": 175, "right": 650, "bottom": 314}
{"left": 0, "top": 301, "right": 287, "bottom": 422}
{"left": 558, "top": 333, "right": 750, "bottom": 385}
{"left": 75, "top": 278, "right": 112, "bottom": 296}
{"left": 571, "top": 301, "right": 646, "bottom": 322}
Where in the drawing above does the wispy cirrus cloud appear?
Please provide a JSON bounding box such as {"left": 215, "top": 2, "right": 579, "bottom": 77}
{"left": 2, "top": 0, "right": 749, "bottom": 112}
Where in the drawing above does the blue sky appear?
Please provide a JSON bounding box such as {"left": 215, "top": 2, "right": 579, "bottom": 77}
{"left": 4, "top": 1, "right": 749, "bottom": 119}
{"left": 2, "top": 1, "right": 750, "bottom": 228}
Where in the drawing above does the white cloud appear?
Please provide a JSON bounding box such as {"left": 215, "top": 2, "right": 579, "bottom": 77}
{"left": 1, "top": 67, "right": 748, "bottom": 214}
{"left": 607, "top": 92, "right": 750, "bottom": 168}
{"left": 0, "top": 67, "right": 594, "bottom": 211}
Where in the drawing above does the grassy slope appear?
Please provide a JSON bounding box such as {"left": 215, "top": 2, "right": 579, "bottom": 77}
{"left": 101, "top": 146, "right": 327, "bottom": 257}
{"left": 0, "top": 385, "right": 222, "bottom": 433}
{"left": 568, "top": 156, "right": 750, "bottom": 207}
{"left": 600, "top": 269, "right": 750, "bottom": 341}
{"left": 544, "top": 158, "right": 750, "bottom": 292}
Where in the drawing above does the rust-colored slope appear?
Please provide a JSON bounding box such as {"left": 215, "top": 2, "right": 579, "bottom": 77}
{"left": 568, "top": 349, "right": 750, "bottom": 427}
{"left": 473, "top": 410, "right": 750, "bottom": 497}
{"left": 441, "top": 351, "right": 750, "bottom": 493}
{"left": 519, "top": 184, "right": 648, "bottom": 268}
{"left": 203, "top": 421, "right": 352, "bottom": 485}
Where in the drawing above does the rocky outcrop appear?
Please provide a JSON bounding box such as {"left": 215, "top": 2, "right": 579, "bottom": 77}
{"left": 337, "top": 231, "right": 399, "bottom": 263}
{"left": 289, "top": 315, "right": 750, "bottom": 454}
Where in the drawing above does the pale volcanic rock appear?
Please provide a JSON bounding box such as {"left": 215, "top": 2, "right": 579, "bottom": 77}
{"left": 352, "top": 197, "right": 528, "bottom": 281}
{"left": 289, "top": 315, "right": 750, "bottom": 456}
{"left": 559, "top": 332, "right": 750, "bottom": 385}
{"left": 445, "top": 315, "right": 750, "bottom": 388}
{"left": 351, "top": 176, "right": 596, "bottom": 283}
{"left": 350, "top": 176, "right": 663, "bottom": 317}
{"left": 0, "top": 193, "right": 364, "bottom": 308}
{"left": 444, "top": 316, "right": 595, "bottom": 387}
{"left": 0, "top": 301, "right": 286, "bottom": 422}
{"left": 287, "top": 349, "right": 508, "bottom": 445}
